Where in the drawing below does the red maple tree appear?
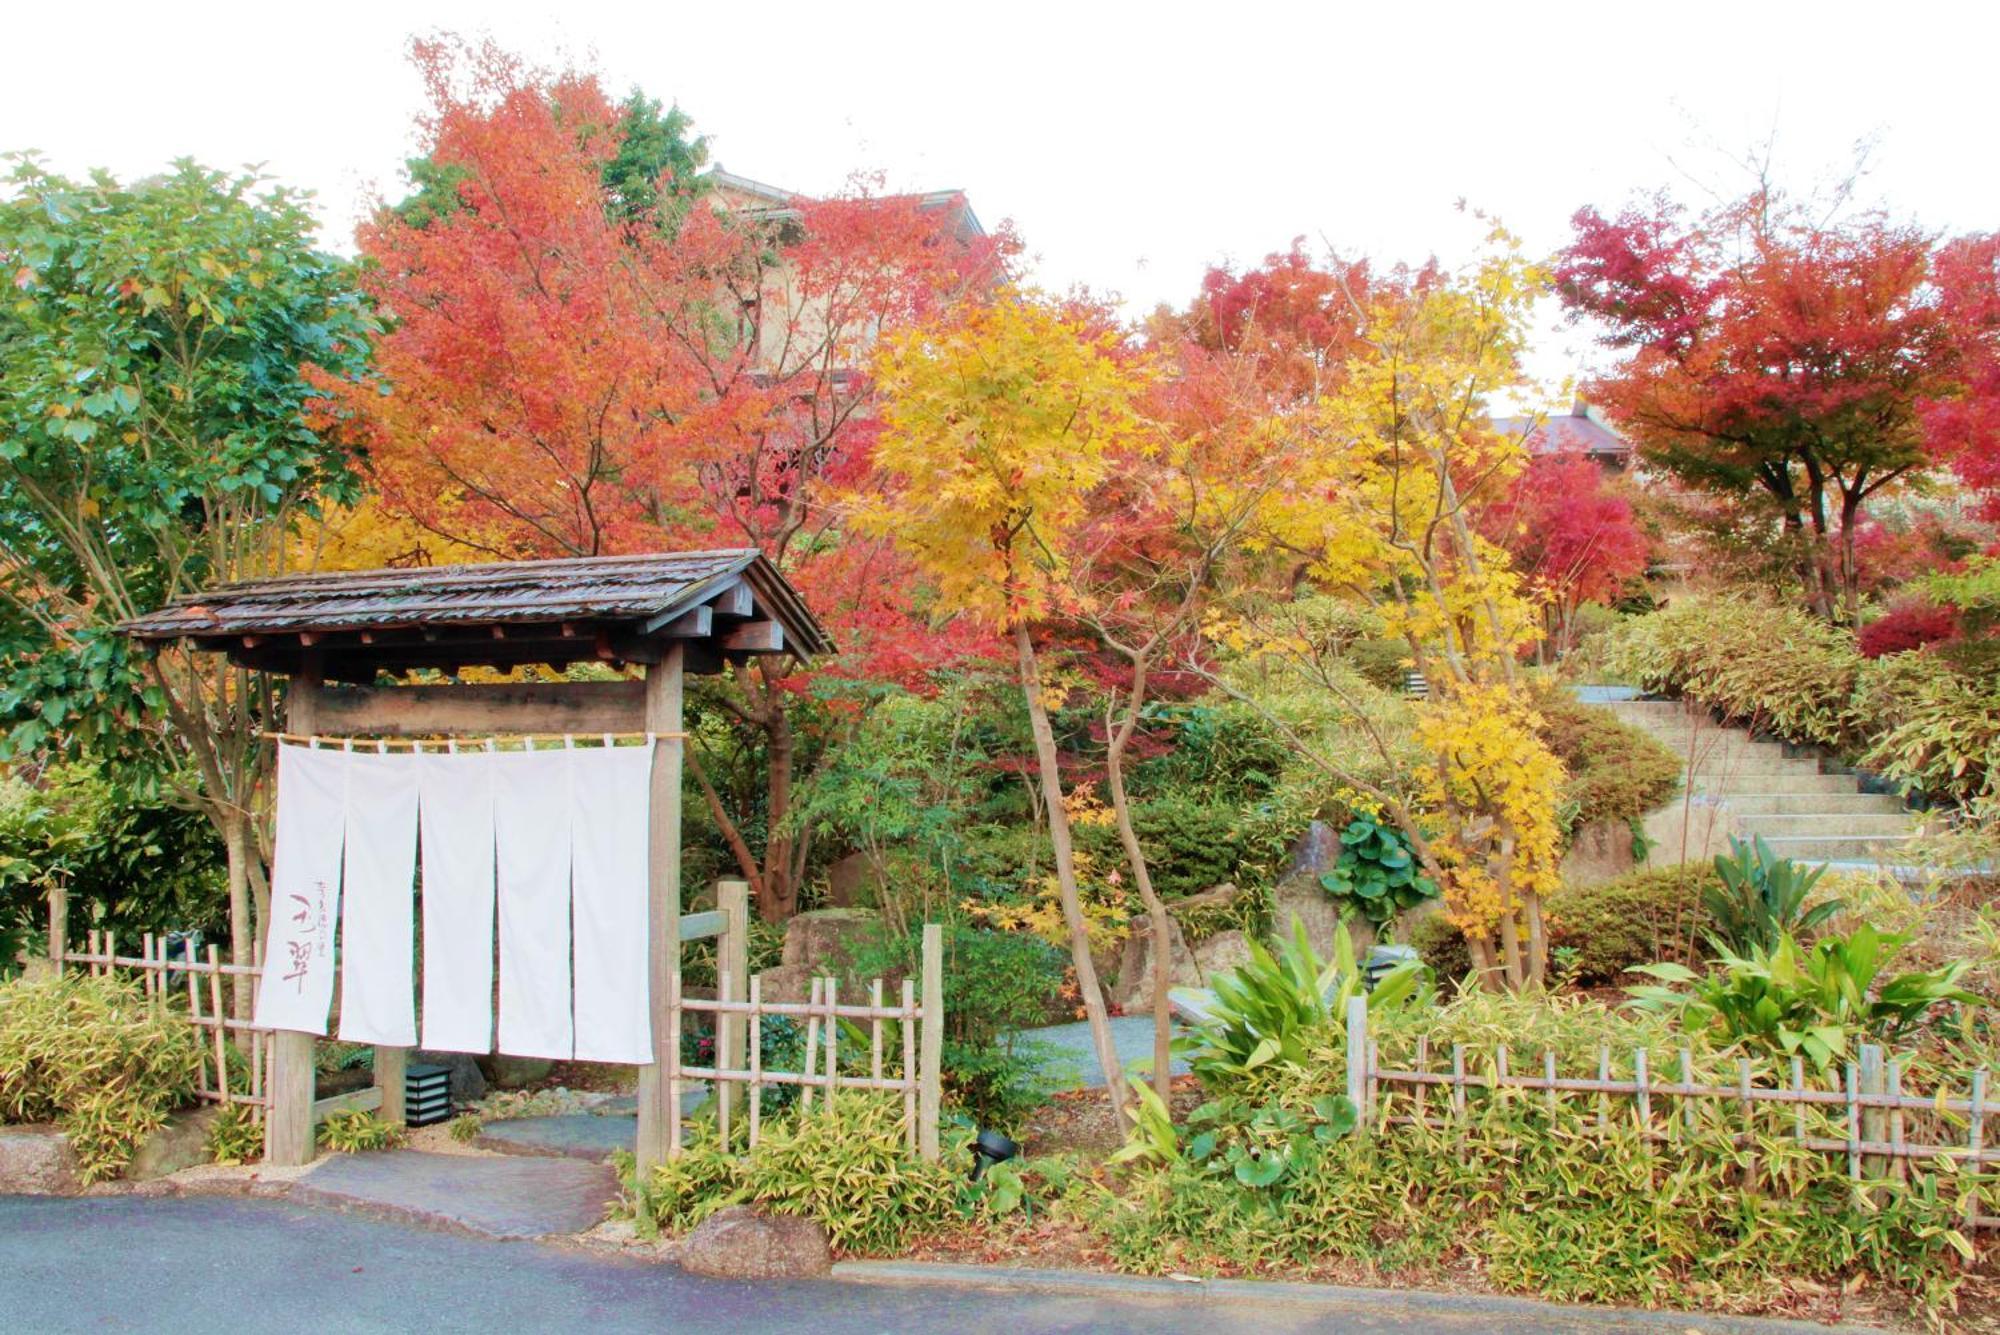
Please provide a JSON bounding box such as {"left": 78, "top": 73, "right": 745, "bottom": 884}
{"left": 320, "top": 37, "right": 1014, "bottom": 918}
{"left": 1474, "top": 450, "right": 1650, "bottom": 657}
{"left": 1555, "top": 187, "right": 1999, "bottom": 619}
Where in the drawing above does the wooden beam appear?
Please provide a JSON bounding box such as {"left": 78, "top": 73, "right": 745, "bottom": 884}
{"left": 312, "top": 1086, "right": 384, "bottom": 1123}
{"left": 678, "top": 909, "right": 726, "bottom": 942}
{"left": 720, "top": 620, "right": 783, "bottom": 653}
{"left": 708, "top": 579, "right": 754, "bottom": 618}
{"left": 636, "top": 644, "right": 685, "bottom": 1173}
{"left": 658, "top": 606, "right": 712, "bottom": 638}
{"left": 315, "top": 680, "right": 647, "bottom": 737}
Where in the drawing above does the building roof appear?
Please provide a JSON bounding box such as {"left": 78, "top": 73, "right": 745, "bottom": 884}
{"left": 1492, "top": 402, "right": 1632, "bottom": 461}
{"left": 708, "top": 167, "right": 986, "bottom": 241}
{"left": 118, "top": 549, "right": 832, "bottom": 683}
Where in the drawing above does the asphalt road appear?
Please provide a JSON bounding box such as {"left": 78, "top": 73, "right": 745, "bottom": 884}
{"left": 0, "top": 1195, "right": 1830, "bottom": 1334}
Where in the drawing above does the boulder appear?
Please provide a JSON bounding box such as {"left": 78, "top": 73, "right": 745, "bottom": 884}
{"left": 678, "top": 1204, "right": 832, "bottom": 1279}
{"left": 129, "top": 1106, "right": 220, "bottom": 1182}
{"left": 1285, "top": 820, "right": 1340, "bottom": 879}
{"left": 0, "top": 1125, "right": 80, "bottom": 1195}
{"left": 1193, "top": 929, "right": 1253, "bottom": 980}
{"left": 478, "top": 1055, "right": 555, "bottom": 1090}
{"left": 1109, "top": 912, "right": 1201, "bottom": 1012}
{"left": 753, "top": 963, "right": 815, "bottom": 1006}
{"left": 780, "top": 907, "right": 881, "bottom": 976}
{"left": 1268, "top": 870, "right": 1344, "bottom": 959}
{"left": 1168, "top": 882, "right": 1242, "bottom": 930}
{"left": 413, "top": 1051, "right": 488, "bottom": 1103}
{"left": 1558, "top": 817, "right": 1639, "bottom": 891}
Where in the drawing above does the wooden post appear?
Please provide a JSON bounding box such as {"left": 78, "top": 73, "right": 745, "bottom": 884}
{"left": 1859, "top": 1043, "right": 1887, "bottom": 1183}
{"left": 1345, "top": 995, "right": 1368, "bottom": 1122}
{"left": 918, "top": 922, "right": 943, "bottom": 1162}
{"left": 46, "top": 887, "right": 67, "bottom": 970}
{"left": 266, "top": 661, "right": 321, "bottom": 1167}
{"left": 715, "top": 879, "right": 749, "bottom": 1137}
{"left": 374, "top": 1046, "right": 408, "bottom": 1127}
{"left": 637, "top": 646, "right": 685, "bottom": 1172}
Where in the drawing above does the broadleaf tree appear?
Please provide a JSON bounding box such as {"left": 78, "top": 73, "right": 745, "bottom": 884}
{"left": 0, "top": 156, "right": 377, "bottom": 1007}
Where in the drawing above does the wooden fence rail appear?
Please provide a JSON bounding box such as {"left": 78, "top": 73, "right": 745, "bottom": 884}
{"left": 50, "top": 888, "right": 947, "bottom": 1168}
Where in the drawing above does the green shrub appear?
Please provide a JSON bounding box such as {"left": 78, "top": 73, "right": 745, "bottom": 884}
{"left": 1407, "top": 913, "right": 1472, "bottom": 983}
{"left": 447, "top": 1113, "right": 483, "bottom": 1144}
{"left": 206, "top": 1103, "right": 264, "bottom": 1165}
{"left": 1316, "top": 814, "right": 1438, "bottom": 930}
{"left": 318, "top": 1109, "right": 405, "bottom": 1153}
{"left": 1704, "top": 836, "right": 1838, "bottom": 952}
{"left": 1856, "top": 648, "right": 2000, "bottom": 802}
{"left": 622, "top": 1094, "right": 957, "bottom": 1253}
{"left": 1176, "top": 922, "right": 1427, "bottom": 1090}
{"left": 1532, "top": 687, "right": 1681, "bottom": 831}
{"left": 0, "top": 972, "right": 202, "bottom": 1183}
{"left": 1344, "top": 637, "right": 1412, "bottom": 691}
{"left": 1600, "top": 598, "right": 1864, "bottom": 749}
{"left": 850, "top": 924, "right": 1066, "bottom": 1128}
{"left": 1630, "top": 925, "right": 1983, "bottom": 1071}
{"left": 1544, "top": 865, "right": 1717, "bottom": 986}
{"left": 1099, "top": 1113, "right": 1970, "bottom": 1315}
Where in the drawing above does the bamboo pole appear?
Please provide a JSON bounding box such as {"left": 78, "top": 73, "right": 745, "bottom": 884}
{"left": 902, "top": 978, "right": 918, "bottom": 1153}
{"left": 801, "top": 977, "right": 823, "bottom": 1115}
{"left": 46, "top": 887, "right": 67, "bottom": 970}
{"left": 717, "top": 969, "right": 732, "bottom": 1149}
{"left": 870, "top": 980, "right": 884, "bottom": 1086}
{"left": 747, "top": 974, "right": 763, "bottom": 1150}
{"left": 824, "top": 978, "right": 840, "bottom": 1111}
{"left": 716, "top": 879, "right": 749, "bottom": 1137}
{"left": 207, "top": 944, "right": 231, "bottom": 1108}
{"left": 918, "top": 924, "right": 944, "bottom": 1163}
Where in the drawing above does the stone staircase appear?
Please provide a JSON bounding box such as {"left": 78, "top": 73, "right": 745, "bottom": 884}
{"left": 1597, "top": 697, "right": 1921, "bottom": 865}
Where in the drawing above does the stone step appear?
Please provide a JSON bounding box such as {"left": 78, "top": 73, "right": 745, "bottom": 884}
{"left": 1690, "top": 773, "right": 1861, "bottom": 796}
{"left": 1754, "top": 834, "right": 1921, "bottom": 863}
{"left": 1734, "top": 812, "right": 1917, "bottom": 838}
{"left": 1719, "top": 792, "right": 1908, "bottom": 816}
{"left": 1634, "top": 733, "right": 1790, "bottom": 759}
{"left": 1603, "top": 700, "right": 1696, "bottom": 717}
{"left": 1677, "top": 756, "right": 1828, "bottom": 777}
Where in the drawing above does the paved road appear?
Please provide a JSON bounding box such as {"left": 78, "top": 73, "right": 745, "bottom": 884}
{"left": 0, "top": 1195, "right": 1838, "bottom": 1334}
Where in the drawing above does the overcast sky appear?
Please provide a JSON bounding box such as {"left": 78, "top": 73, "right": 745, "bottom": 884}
{"left": 7, "top": 1, "right": 1998, "bottom": 392}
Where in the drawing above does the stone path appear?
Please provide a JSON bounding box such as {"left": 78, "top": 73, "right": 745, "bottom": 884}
{"left": 292, "top": 1149, "right": 617, "bottom": 1239}
{"left": 476, "top": 1087, "right": 707, "bottom": 1162}
{"left": 1013, "top": 1013, "right": 1190, "bottom": 1090}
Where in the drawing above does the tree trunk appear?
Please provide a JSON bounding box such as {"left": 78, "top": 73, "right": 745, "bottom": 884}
{"left": 222, "top": 809, "right": 255, "bottom": 1023}
{"left": 761, "top": 701, "right": 798, "bottom": 921}
{"left": 1014, "top": 623, "right": 1130, "bottom": 1122}
{"left": 1103, "top": 657, "right": 1175, "bottom": 1107}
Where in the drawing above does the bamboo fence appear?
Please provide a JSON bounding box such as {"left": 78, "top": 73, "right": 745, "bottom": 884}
{"left": 1340, "top": 996, "right": 2000, "bottom": 1230}
{"left": 671, "top": 922, "right": 944, "bottom": 1157}
{"left": 61, "top": 928, "right": 274, "bottom": 1123}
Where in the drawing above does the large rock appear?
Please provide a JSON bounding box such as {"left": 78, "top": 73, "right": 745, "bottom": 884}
{"left": 478, "top": 1055, "right": 555, "bottom": 1090}
{"left": 1168, "top": 882, "right": 1242, "bottom": 930}
{"left": 413, "top": 1051, "right": 488, "bottom": 1103}
{"left": 759, "top": 907, "right": 884, "bottom": 1003}
{"left": 1286, "top": 820, "right": 1340, "bottom": 879}
{"left": 780, "top": 907, "right": 881, "bottom": 973}
{"left": 679, "top": 1204, "right": 831, "bottom": 1279}
{"left": 1109, "top": 912, "right": 1201, "bottom": 1011}
{"left": 1269, "top": 871, "right": 1344, "bottom": 958}
{"left": 129, "top": 1106, "right": 220, "bottom": 1182}
{"left": 0, "top": 1125, "right": 81, "bottom": 1194}
{"left": 1193, "top": 929, "right": 1253, "bottom": 980}
{"left": 1559, "top": 817, "right": 1639, "bottom": 890}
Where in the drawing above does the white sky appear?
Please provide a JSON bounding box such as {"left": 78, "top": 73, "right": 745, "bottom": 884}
{"left": 7, "top": 1, "right": 1998, "bottom": 394}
